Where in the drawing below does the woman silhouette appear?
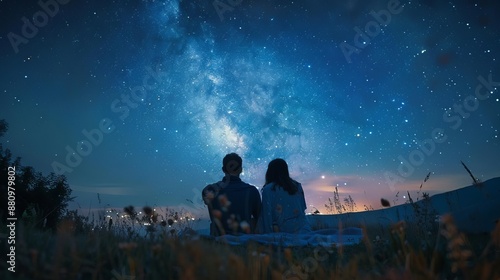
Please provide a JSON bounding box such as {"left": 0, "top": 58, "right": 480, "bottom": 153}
{"left": 257, "top": 158, "right": 311, "bottom": 234}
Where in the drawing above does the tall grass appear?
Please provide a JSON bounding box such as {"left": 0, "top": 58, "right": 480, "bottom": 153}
{"left": 1, "top": 208, "right": 499, "bottom": 280}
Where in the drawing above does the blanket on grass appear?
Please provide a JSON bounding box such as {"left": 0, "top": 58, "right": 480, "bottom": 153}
{"left": 212, "top": 228, "right": 363, "bottom": 247}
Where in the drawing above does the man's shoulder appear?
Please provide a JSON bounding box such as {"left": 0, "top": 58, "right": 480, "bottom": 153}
{"left": 202, "top": 181, "right": 225, "bottom": 205}
{"left": 203, "top": 181, "right": 224, "bottom": 191}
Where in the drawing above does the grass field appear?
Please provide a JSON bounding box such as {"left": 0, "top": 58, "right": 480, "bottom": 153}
{"left": 1, "top": 210, "right": 499, "bottom": 280}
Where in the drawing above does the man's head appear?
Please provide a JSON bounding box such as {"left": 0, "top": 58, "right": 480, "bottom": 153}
{"left": 222, "top": 153, "right": 243, "bottom": 176}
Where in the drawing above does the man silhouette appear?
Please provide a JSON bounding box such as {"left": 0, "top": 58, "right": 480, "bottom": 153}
{"left": 202, "top": 153, "right": 261, "bottom": 236}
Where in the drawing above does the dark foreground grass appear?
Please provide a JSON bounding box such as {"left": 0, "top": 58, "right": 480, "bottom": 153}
{"left": 1, "top": 215, "right": 499, "bottom": 280}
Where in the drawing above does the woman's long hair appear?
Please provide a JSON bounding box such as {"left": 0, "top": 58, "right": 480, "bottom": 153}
{"left": 265, "top": 158, "right": 298, "bottom": 195}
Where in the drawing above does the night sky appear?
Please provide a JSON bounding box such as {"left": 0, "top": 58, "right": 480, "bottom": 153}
{"left": 1, "top": 0, "right": 499, "bottom": 219}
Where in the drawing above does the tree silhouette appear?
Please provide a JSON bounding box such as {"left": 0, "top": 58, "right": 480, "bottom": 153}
{"left": 0, "top": 120, "right": 73, "bottom": 230}
{"left": 0, "top": 119, "right": 7, "bottom": 137}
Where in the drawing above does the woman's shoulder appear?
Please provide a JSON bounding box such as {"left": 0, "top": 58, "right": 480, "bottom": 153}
{"left": 291, "top": 180, "right": 305, "bottom": 194}
{"left": 261, "top": 182, "right": 275, "bottom": 191}
{"left": 262, "top": 182, "right": 284, "bottom": 194}
{"left": 292, "top": 180, "right": 302, "bottom": 187}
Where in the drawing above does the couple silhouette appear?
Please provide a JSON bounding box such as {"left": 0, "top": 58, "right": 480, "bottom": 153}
{"left": 202, "top": 153, "right": 311, "bottom": 236}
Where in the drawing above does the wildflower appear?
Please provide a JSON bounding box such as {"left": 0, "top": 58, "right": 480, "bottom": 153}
{"left": 275, "top": 204, "right": 283, "bottom": 213}
{"left": 381, "top": 198, "right": 390, "bottom": 207}
{"left": 261, "top": 254, "right": 271, "bottom": 267}
{"left": 492, "top": 219, "right": 500, "bottom": 246}
{"left": 284, "top": 248, "right": 293, "bottom": 262}
{"left": 57, "top": 219, "right": 75, "bottom": 234}
{"left": 240, "top": 221, "right": 250, "bottom": 233}
{"left": 143, "top": 206, "right": 153, "bottom": 216}
{"left": 160, "top": 220, "right": 167, "bottom": 227}
{"left": 440, "top": 214, "right": 453, "bottom": 224}
{"left": 30, "top": 249, "right": 38, "bottom": 265}
{"left": 167, "top": 218, "right": 174, "bottom": 226}
{"left": 273, "top": 224, "right": 280, "bottom": 232}
{"left": 151, "top": 244, "right": 162, "bottom": 255}
{"left": 227, "top": 214, "right": 239, "bottom": 233}
{"left": 124, "top": 206, "right": 136, "bottom": 217}
{"left": 118, "top": 242, "right": 137, "bottom": 250}
{"left": 211, "top": 210, "right": 222, "bottom": 220}
{"left": 218, "top": 194, "right": 231, "bottom": 211}
{"left": 203, "top": 190, "right": 215, "bottom": 205}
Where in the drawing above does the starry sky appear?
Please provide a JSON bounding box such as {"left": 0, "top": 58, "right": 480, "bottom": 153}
{"left": 1, "top": 0, "right": 499, "bottom": 219}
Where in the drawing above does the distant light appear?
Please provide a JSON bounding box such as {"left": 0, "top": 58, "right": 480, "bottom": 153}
{"left": 321, "top": 175, "right": 325, "bottom": 179}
